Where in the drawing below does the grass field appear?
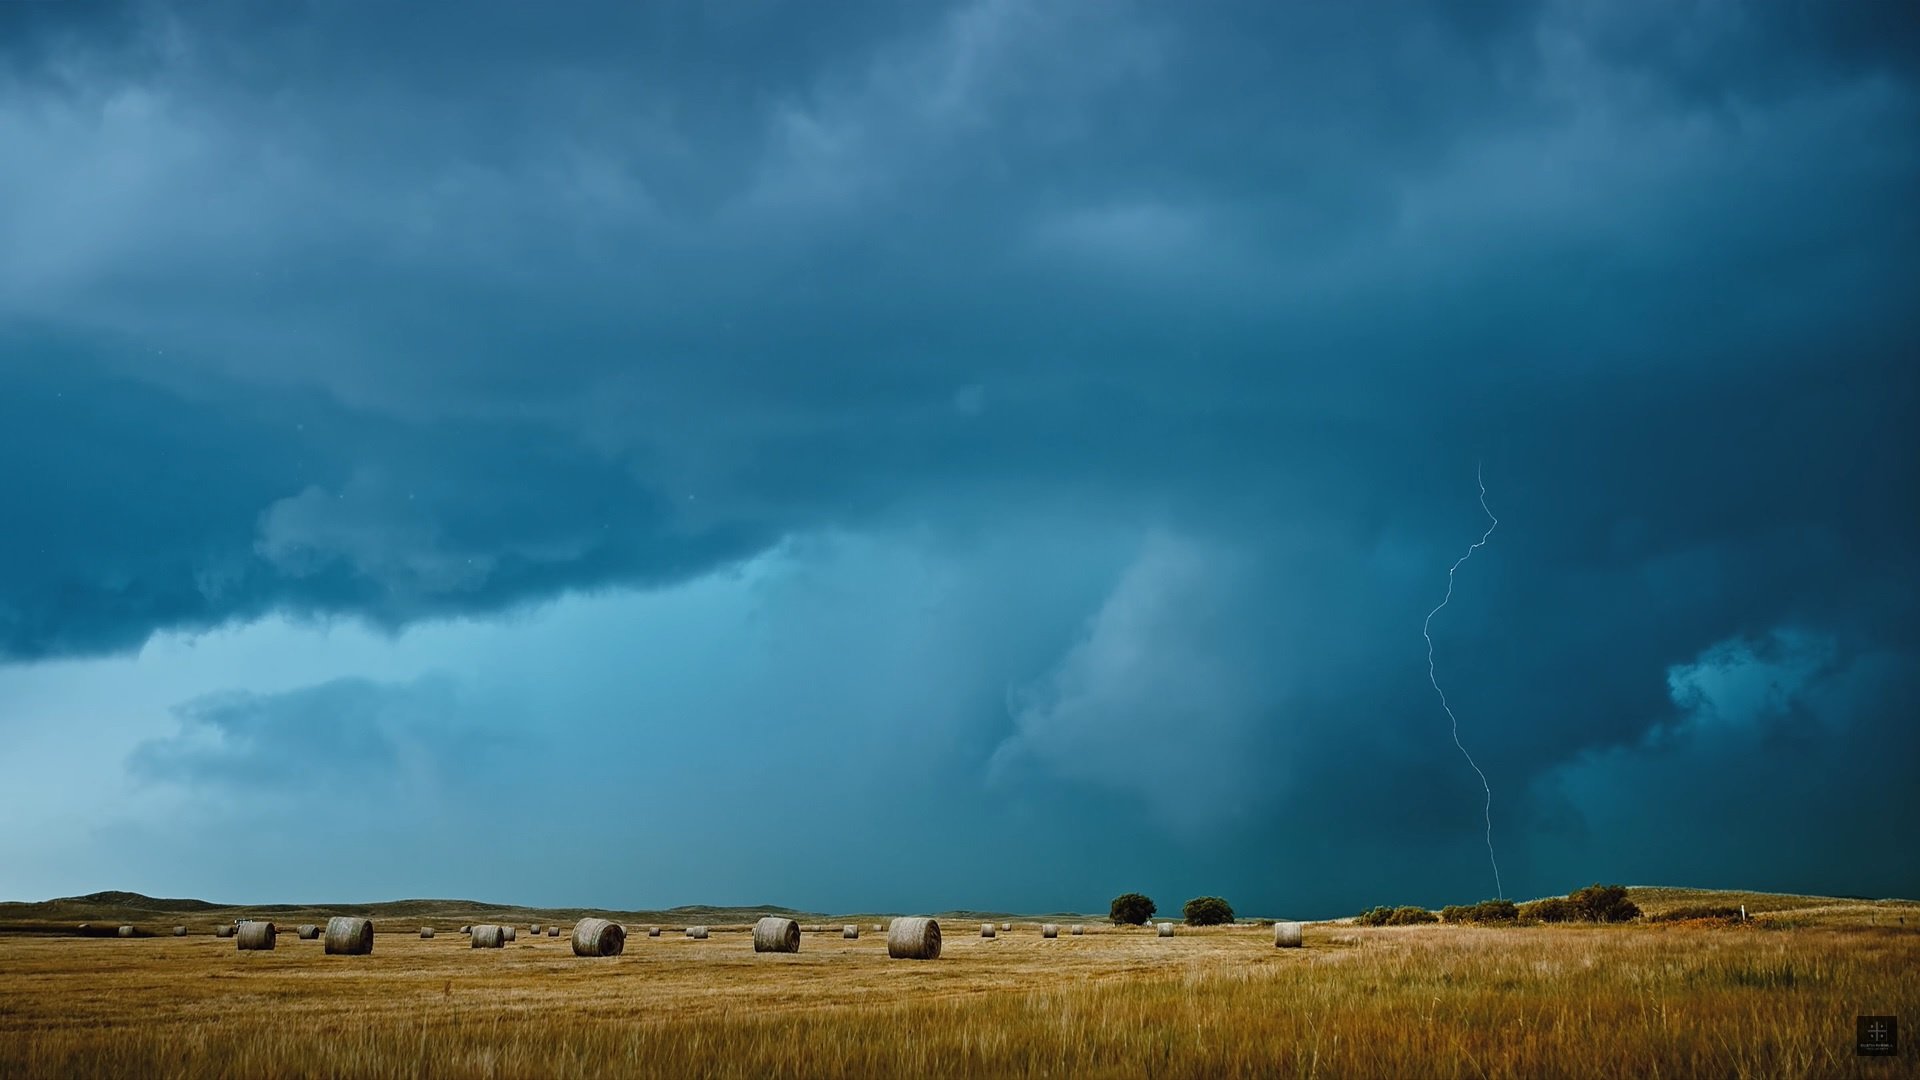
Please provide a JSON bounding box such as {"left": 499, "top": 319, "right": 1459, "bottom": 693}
{"left": 0, "top": 890, "right": 1914, "bottom": 1078}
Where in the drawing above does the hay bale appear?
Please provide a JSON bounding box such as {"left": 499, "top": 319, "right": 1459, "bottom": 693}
{"left": 1071, "top": 925, "right": 1085, "bottom": 936}
{"left": 173, "top": 926, "right": 188, "bottom": 937}
{"left": 471, "top": 924, "right": 507, "bottom": 949}
{"left": 648, "top": 927, "right": 662, "bottom": 938}
{"left": 887, "top": 917, "right": 941, "bottom": 960}
{"left": 504, "top": 926, "right": 518, "bottom": 942}
{"left": 1001, "top": 923, "right": 1011, "bottom": 932}
{"left": 980, "top": 923, "right": 996, "bottom": 938}
{"left": 1273, "top": 921, "right": 1303, "bottom": 948}
{"left": 214, "top": 924, "right": 236, "bottom": 939}
{"left": 530, "top": 924, "right": 542, "bottom": 935}
{"left": 843, "top": 925, "right": 859, "bottom": 939}
{"left": 1041, "top": 924, "right": 1058, "bottom": 938}
{"left": 459, "top": 925, "right": 471, "bottom": 935}
{"left": 753, "top": 916, "right": 800, "bottom": 953}
{"left": 571, "top": 918, "right": 627, "bottom": 957}
{"left": 686, "top": 926, "right": 709, "bottom": 939}
{"left": 296, "top": 924, "right": 320, "bottom": 940}
{"left": 236, "top": 921, "right": 276, "bottom": 951}
{"left": 547, "top": 926, "right": 560, "bottom": 937}
{"left": 1158, "top": 922, "right": 1174, "bottom": 937}
{"left": 324, "top": 917, "right": 374, "bottom": 956}
{"left": 420, "top": 927, "right": 435, "bottom": 939}
{"left": 871, "top": 924, "right": 884, "bottom": 932}
{"left": 117, "top": 925, "right": 136, "bottom": 938}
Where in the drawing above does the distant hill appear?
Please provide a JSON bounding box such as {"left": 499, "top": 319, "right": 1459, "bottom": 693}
{"left": 0, "top": 891, "right": 1097, "bottom": 933}
{"left": 51, "top": 891, "right": 223, "bottom": 913}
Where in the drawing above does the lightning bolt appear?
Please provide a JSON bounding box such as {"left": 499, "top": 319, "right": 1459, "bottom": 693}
{"left": 1423, "top": 462, "right": 1502, "bottom": 899}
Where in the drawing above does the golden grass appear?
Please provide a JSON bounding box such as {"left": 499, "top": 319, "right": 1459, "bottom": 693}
{"left": 1, "top": 920, "right": 1914, "bottom": 1078}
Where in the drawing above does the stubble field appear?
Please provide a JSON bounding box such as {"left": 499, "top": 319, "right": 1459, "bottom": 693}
{"left": 1, "top": 900, "right": 1915, "bottom": 1079}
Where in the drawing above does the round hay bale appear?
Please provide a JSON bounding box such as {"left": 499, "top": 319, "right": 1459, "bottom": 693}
{"left": 686, "top": 926, "right": 709, "bottom": 940}
{"left": 117, "top": 925, "right": 136, "bottom": 938}
{"left": 648, "top": 927, "right": 662, "bottom": 937}
{"left": 173, "top": 926, "right": 188, "bottom": 937}
{"left": 1001, "top": 923, "right": 1011, "bottom": 932}
{"left": 572, "top": 910, "right": 625, "bottom": 953}
{"left": 420, "top": 927, "right": 435, "bottom": 939}
{"left": 842, "top": 925, "right": 859, "bottom": 939}
{"left": 503, "top": 926, "right": 518, "bottom": 942}
{"left": 753, "top": 916, "right": 800, "bottom": 954}
{"left": 1041, "top": 924, "right": 1059, "bottom": 938}
{"left": 214, "top": 924, "right": 236, "bottom": 939}
{"left": 296, "top": 924, "right": 320, "bottom": 941}
{"left": 545, "top": 926, "right": 558, "bottom": 937}
{"left": 871, "top": 923, "right": 884, "bottom": 932}
{"left": 530, "top": 924, "right": 542, "bottom": 935}
{"left": 571, "top": 917, "right": 626, "bottom": 957}
{"left": 887, "top": 917, "right": 941, "bottom": 960}
{"left": 236, "top": 921, "right": 276, "bottom": 951}
{"left": 1273, "top": 921, "right": 1303, "bottom": 948}
{"left": 459, "top": 925, "right": 471, "bottom": 935}
{"left": 1071, "top": 925, "right": 1085, "bottom": 936}
{"left": 980, "top": 923, "right": 996, "bottom": 938}
{"left": 324, "top": 917, "right": 374, "bottom": 956}
{"left": 470, "top": 924, "right": 507, "bottom": 949}
{"left": 1158, "top": 922, "right": 1174, "bottom": 937}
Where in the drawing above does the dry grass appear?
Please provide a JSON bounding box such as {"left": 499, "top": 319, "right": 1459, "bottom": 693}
{"left": 1, "top": 918, "right": 1914, "bottom": 1078}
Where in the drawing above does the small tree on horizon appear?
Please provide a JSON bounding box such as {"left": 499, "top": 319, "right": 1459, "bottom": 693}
{"left": 1182, "top": 896, "right": 1235, "bottom": 926}
{"left": 1109, "top": 893, "right": 1157, "bottom": 925}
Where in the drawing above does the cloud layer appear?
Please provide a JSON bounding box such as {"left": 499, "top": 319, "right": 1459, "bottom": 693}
{"left": 1, "top": 0, "right": 1915, "bottom": 911}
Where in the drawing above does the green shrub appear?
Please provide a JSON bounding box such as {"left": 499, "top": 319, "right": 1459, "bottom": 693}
{"left": 1568, "top": 883, "right": 1641, "bottom": 923}
{"left": 1108, "top": 893, "right": 1156, "bottom": 926}
{"left": 1471, "top": 899, "right": 1518, "bottom": 922}
{"left": 1519, "top": 897, "right": 1576, "bottom": 923}
{"left": 1440, "top": 899, "right": 1519, "bottom": 924}
{"left": 1182, "top": 896, "right": 1235, "bottom": 926}
{"left": 1357, "top": 905, "right": 1438, "bottom": 926}
{"left": 1355, "top": 906, "right": 1396, "bottom": 927}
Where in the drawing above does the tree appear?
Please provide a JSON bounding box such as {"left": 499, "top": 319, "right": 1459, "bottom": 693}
{"left": 1568, "top": 883, "right": 1640, "bottom": 923}
{"left": 1109, "top": 893, "right": 1157, "bottom": 926}
{"left": 1182, "top": 896, "right": 1235, "bottom": 926}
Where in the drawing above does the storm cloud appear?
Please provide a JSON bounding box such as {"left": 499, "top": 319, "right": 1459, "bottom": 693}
{"left": 1, "top": 0, "right": 1915, "bottom": 913}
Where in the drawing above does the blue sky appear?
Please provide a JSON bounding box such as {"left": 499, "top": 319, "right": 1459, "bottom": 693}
{"left": 1, "top": 1, "right": 1915, "bottom": 917}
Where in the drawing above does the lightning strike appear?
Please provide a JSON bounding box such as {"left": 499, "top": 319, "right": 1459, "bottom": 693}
{"left": 1423, "top": 462, "right": 1503, "bottom": 899}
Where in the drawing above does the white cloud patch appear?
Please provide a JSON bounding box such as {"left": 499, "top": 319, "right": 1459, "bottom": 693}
{"left": 1663, "top": 626, "right": 1837, "bottom": 734}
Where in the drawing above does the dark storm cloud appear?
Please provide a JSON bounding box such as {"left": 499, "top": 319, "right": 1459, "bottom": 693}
{"left": 2, "top": 0, "right": 1916, "bottom": 906}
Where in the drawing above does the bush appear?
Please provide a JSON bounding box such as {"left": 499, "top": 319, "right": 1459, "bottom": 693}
{"left": 1519, "top": 897, "right": 1576, "bottom": 923}
{"left": 1568, "top": 883, "right": 1641, "bottom": 923}
{"left": 1516, "top": 886, "right": 1641, "bottom": 923}
{"left": 1357, "top": 905, "right": 1439, "bottom": 926}
{"left": 1440, "top": 899, "right": 1520, "bottom": 924}
{"left": 1472, "top": 899, "right": 1518, "bottom": 922}
{"left": 1109, "top": 893, "right": 1156, "bottom": 926}
{"left": 1356, "top": 906, "right": 1396, "bottom": 927}
{"left": 1182, "top": 897, "right": 1235, "bottom": 926}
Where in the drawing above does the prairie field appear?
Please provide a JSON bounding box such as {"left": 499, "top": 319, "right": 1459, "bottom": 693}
{"left": 0, "top": 896, "right": 1914, "bottom": 1079}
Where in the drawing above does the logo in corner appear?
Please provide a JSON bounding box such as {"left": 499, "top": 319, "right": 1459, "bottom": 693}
{"left": 1858, "top": 1016, "right": 1898, "bottom": 1057}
